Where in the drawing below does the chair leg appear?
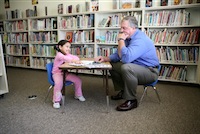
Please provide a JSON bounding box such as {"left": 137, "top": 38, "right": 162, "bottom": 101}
{"left": 139, "top": 86, "right": 148, "bottom": 105}
{"left": 61, "top": 95, "right": 65, "bottom": 106}
{"left": 153, "top": 86, "right": 161, "bottom": 103}
{"left": 44, "top": 85, "right": 53, "bottom": 102}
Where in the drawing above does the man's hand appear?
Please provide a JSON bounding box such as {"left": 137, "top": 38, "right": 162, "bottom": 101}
{"left": 94, "top": 56, "right": 110, "bottom": 62}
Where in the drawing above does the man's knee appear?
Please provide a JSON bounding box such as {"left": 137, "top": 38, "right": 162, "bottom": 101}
{"left": 121, "top": 64, "right": 131, "bottom": 73}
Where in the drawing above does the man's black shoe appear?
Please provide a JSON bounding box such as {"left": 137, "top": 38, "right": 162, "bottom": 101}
{"left": 111, "top": 91, "right": 123, "bottom": 100}
{"left": 116, "top": 99, "right": 138, "bottom": 111}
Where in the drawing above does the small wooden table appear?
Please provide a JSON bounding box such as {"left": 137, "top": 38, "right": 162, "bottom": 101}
{"left": 59, "top": 59, "right": 112, "bottom": 112}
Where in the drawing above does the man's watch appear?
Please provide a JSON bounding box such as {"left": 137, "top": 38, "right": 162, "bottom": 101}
{"left": 118, "top": 38, "right": 124, "bottom": 41}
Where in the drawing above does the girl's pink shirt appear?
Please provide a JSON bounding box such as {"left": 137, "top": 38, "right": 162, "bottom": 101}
{"left": 52, "top": 52, "right": 79, "bottom": 74}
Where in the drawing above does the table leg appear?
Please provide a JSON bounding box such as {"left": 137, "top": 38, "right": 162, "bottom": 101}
{"left": 102, "top": 70, "right": 105, "bottom": 88}
{"left": 62, "top": 70, "right": 66, "bottom": 106}
{"left": 105, "top": 70, "right": 110, "bottom": 113}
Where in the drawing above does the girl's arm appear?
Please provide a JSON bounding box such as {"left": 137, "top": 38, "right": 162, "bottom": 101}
{"left": 57, "top": 52, "right": 80, "bottom": 63}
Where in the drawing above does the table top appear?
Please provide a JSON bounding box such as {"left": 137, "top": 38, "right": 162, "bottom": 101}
{"left": 59, "top": 59, "right": 112, "bottom": 70}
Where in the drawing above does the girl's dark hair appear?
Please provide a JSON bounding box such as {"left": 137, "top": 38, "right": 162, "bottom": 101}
{"left": 54, "top": 40, "right": 69, "bottom": 52}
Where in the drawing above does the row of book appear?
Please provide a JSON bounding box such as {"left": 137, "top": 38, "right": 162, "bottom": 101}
{"left": 66, "top": 30, "right": 94, "bottom": 43}
{"left": 57, "top": 1, "right": 99, "bottom": 14}
{"left": 144, "top": 9, "right": 190, "bottom": 26}
{"left": 96, "top": 31, "right": 119, "bottom": 43}
{"left": 5, "top": 33, "right": 28, "bottom": 44}
{"left": 32, "top": 57, "right": 54, "bottom": 68}
{"left": 156, "top": 46, "right": 199, "bottom": 63}
{"left": 6, "top": 56, "right": 30, "bottom": 66}
{"left": 71, "top": 46, "right": 94, "bottom": 58}
{"left": 6, "top": 44, "right": 29, "bottom": 55}
{"left": 97, "top": 47, "right": 117, "bottom": 57}
{"left": 29, "top": 18, "right": 57, "bottom": 30}
{"left": 5, "top": 9, "right": 23, "bottom": 20}
{"left": 114, "top": 0, "right": 199, "bottom": 9}
{"left": 159, "top": 65, "right": 188, "bottom": 81}
{"left": 98, "top": 12, "right": 141, "bottom": 27}
{"left": 5, "top": 20, "right": 28, "bottom": 32}
{"left": 29, "top": 32, "right": 57, "bottom": 43}
{"left": 59, "top": 14, "right": 94, "bottom": 29}
{"left": 31, "top": 45, "right": 56, "bottom": 57}
{"left": 145, "top": 28, "right": 200, "bottom": 44}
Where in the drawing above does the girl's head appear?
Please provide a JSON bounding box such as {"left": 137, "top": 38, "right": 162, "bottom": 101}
{"left": 55, "top": 40, "right": 71, "bottom": 55}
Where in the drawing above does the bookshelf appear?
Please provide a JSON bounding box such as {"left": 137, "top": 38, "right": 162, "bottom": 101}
{"left": 28, "top": 15, "right": 58, "bottom": 69}
{"left": 4, "top": 18, "right": 30, "bottom": 68}
{"left": 1, "top": 3, "right": 200, "bottom": 84}
{"left": 143, "top": 3, "right": 200, "bottom": 84}
{"left": 0, "top": 35, "right": 9, "bottom": 96}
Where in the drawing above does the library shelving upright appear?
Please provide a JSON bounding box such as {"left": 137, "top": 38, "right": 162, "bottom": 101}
{"left": 143, "top": 3, "right": 200, "bottom": 84}
{"left": 57, "top": 12, "right": 95, "bottom": 74}
{"left": 4, "top": 18, "right": 30, "bottom": 68}
{"left": 0, "top": 20, "right": 5, "bottom": 59}
{"left": 0, "top": 35, "right": 9, "bottom": 97}
{"left": 28, "top": 15, "right": 58, "bottom": 69}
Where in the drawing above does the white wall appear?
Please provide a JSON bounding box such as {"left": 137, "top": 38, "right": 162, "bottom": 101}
{"left": 0, "top": 0, "right": 113, "bottom": 19}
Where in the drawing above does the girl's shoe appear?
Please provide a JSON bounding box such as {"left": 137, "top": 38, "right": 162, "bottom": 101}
{"left": 75, "top": 96, "right": 86, "bottom": 102}
{"left": 53, "top": 102, "right": 60, "bottom": 109}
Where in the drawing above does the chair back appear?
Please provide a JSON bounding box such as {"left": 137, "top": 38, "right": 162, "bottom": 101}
{"left": 145, "top": 65, "right": 161, "bottom": 87}
{"left": 46, "top": 62, "right": 55, "bottom": 86}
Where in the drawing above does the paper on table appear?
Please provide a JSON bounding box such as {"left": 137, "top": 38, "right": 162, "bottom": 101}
{"left": 68, "top": 60, "right": 111, "bottom": 68}
{"left": 68, "top": 60, "right": 94, "bottom": 67}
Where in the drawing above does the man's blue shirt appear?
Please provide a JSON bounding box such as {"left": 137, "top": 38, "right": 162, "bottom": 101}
{"left": 109, "top": 29, "right": 159, "bottom": 67}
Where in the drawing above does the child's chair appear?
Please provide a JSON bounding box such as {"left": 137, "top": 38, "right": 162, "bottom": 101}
{"left": 139, "top": 65, "right": 161, "bottom": 105}
{"left": 44, "top": 62, "right": 73, "bottom": 105}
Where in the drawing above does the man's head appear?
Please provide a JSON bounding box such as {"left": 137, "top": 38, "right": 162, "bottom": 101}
{"left": 120, "top": 16, "right": 138, "bottom": 38}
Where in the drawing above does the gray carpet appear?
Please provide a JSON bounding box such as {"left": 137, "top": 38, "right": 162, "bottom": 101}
{"left": 0, "top": 67, "right": 200, "bottom": 134}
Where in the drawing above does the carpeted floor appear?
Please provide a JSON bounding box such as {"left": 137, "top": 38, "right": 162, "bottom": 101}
{"left": 0, "top": 67, "right": 200, "bottom": 134}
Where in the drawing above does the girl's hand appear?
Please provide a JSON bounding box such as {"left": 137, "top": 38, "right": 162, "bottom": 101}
{"left": 72, "top": 60, "right": 81, "bottom": 64}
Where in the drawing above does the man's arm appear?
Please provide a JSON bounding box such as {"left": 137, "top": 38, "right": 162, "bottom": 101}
{"left": 117, "top": 32, "right": 127, "bottom": 58}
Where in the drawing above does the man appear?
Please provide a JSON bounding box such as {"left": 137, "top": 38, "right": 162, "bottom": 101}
{"left": 95, "top": 16, "right": 160, "bottom": 111}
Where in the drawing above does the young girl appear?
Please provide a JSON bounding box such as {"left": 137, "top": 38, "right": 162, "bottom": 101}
{"left": 52, "top": 40, "right": 85, "bottom": 109}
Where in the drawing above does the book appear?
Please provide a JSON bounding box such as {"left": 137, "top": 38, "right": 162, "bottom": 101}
{"left": 34, "top": 6, "right": 37, "bottom": 16}
{"left": 76, "top": 4, "right": 82, "bottom": 13}
{"left": 146, "top": 0, "right": 152, "bottom": 7}
{"left": 174, "top": 0, "right": 182, "bottom": 5}
{"left": 45, "top": 6, "right": 47, "bottom": 16}
{"left": 135, "top": 0, "right": 140, "bottom": 8}
{"left": 68, "top": 5, "right": 73, "bottom": 13}
{"left": 66, "top": 32, "right": 73, "bottom": 43}
{"left": 119, "top": 0, "right": 132, "bottom": 9}
{"left": 85, "top": 2, "right": 90, "bottom": 12}
{"left": 25, "top": 9, "right": 34, "bottom": 17}
{"left": 51, "top": 18, "right": 57, "bottom": 29}
{"left": 161, "top": 0, "right": 168, "bottom": 6}
{"left": 113, "top": 0, "right": 120, "bottom": 9}
{"left": 99, "top": 17, "right": 111, "bottom": 27}
{"left": 91, "top": 0, "right": 99, "bottom": 11}
{"left": 58, "top": 4, "right": 63, "bottom": 14}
